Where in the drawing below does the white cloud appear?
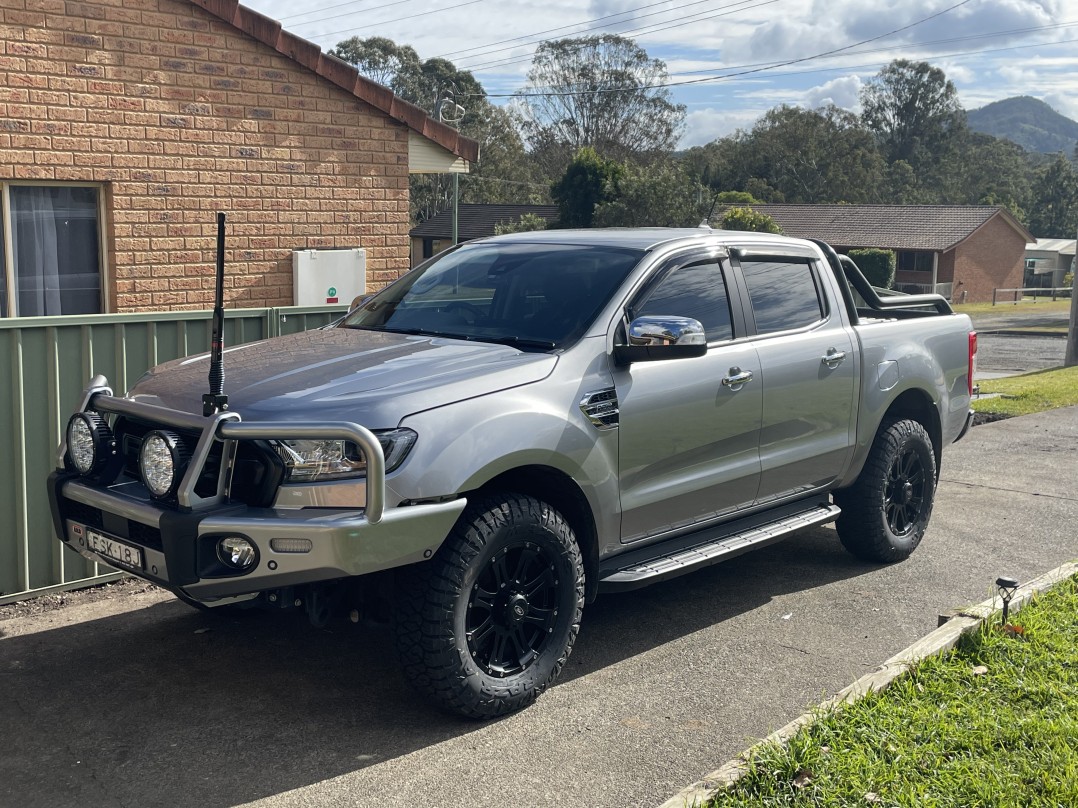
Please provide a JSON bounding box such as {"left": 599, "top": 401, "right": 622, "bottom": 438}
{"left": 680, "top": 107, "right": 764, "bottom": 147}
{"left": 1042, "top": 93, "right": 1078, "bottom": 120}
{"left": 802, "top": 75, "right": 863, "bottom": 111}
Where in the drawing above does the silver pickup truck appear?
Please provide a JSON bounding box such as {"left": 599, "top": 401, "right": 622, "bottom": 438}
{"left": 48, "top": 227, "right": 976, "bottom": 718}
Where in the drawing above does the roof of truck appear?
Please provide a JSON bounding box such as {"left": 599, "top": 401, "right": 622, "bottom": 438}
{"left": 470, "top": 227, "right": 816, "bottom": 252}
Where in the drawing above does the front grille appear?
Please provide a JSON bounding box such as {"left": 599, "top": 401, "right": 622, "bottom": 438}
{"left": 128, "top": 520, "right": 163, "bottom": 551}
{"left": 65, "top": 500, "right": 104, "bottom": 530}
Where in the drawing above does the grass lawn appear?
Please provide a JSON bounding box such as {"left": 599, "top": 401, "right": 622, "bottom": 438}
{"left": 973, "top": 366, "right": 1078, "bottom": 417}
{"left": 952, "top": 299, "right": 1072, "bottom": 316}
{"left": 706, "top": 575, "right": 1078, "bottom": 808}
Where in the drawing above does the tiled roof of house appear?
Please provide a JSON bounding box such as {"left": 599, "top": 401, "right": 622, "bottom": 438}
{"left": 187, "top": 0, "right": 479, "bottom": 162}
{"left": 720, "top": 204, "right": 1033, "bottom": 252}
{"left": 411, "top": 205, "right": 560, "bottom": 240}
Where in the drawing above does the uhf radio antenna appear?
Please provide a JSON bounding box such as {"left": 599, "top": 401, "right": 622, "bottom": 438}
{"left": 202, "top": 212, "right": 229, "bottom": 417}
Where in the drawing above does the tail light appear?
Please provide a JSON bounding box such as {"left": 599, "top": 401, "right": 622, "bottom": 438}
{"left": 968, "top": 331, "right": 977, "bottom": 396}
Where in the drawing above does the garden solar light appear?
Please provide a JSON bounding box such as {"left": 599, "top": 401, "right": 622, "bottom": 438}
{"left": 996, "top": 577, "right": 1019, "bottom": 624}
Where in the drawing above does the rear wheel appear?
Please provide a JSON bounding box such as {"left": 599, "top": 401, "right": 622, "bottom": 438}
{"left": 395, "top": 493, "right": 584, "bottom": 719}
{"left": 835, "top": 418, "right": 936, "bottom": 563}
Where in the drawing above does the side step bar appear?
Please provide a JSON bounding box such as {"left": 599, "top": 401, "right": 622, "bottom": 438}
{"left": 599, "top": 501, "right": 841, "bottom": 593}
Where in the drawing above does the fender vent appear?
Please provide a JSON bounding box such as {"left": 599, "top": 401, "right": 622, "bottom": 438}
{"left": 580, "top": 388, "right": 619, "bottom": 430}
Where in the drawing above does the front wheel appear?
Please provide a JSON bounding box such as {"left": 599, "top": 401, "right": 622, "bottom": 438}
{"left": 394, "top": 493, "right": 585, "bottom": 719}
{"left": 834, "top": 418, "right": 937, "bottom": 563}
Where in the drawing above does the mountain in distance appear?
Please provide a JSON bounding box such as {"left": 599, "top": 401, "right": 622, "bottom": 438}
{"left": 967, "top": 96, "right": 1078, "bottom": 155}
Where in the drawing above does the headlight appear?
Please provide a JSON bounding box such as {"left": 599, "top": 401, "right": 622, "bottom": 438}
{"left": 275, "top": 428, "right": 417, "bottom": 483}
{"left": 139, "top": 430, "right": 189, "bottom": 498}
{"left": 66, "top": 412, "right": 113, "bottom": 475}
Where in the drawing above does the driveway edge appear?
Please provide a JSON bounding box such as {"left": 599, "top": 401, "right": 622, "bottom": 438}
{"left": 658, "top": 558, "right": 1078, "bottom": 808}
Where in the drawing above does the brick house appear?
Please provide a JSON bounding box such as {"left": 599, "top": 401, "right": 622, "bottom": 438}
{"left": 0, "top": 0, "right": 478, "bottom": 317}
{"left": 733, "top": 205, "right": 1033, "bottom": 304}
{"left": 409, "top": 204, "right": 559, "bottom": 266}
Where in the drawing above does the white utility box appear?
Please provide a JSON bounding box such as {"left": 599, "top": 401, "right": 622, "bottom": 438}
{"left": 292, "top": 247, "right": 366, "bottom": 306}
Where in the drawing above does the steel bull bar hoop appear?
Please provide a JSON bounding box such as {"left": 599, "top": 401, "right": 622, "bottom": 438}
{"left": 217, "top": 420, "right": 385, "bottom": 524}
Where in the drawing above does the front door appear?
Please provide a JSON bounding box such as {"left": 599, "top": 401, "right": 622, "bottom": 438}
{"left": 615, "top": 255, "right": 762, "bottom": 544}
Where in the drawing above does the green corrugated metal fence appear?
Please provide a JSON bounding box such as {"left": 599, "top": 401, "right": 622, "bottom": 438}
{"left": 0, "top": 305, "right": 345, "bottom": 604}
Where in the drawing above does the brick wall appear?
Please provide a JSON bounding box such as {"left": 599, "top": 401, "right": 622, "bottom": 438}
{"left": 952, "top": 216, "right": 1026, "bottom": 304}
{"left": 0, "top": 0, "right": 411, "bottom": 311}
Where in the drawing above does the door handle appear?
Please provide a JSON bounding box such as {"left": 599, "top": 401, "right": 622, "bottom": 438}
{"left": 821, "top": 349, "right": 846, "bottom": 367}
{"left": 722, "top": 368, "right": 753, "bottom": 387}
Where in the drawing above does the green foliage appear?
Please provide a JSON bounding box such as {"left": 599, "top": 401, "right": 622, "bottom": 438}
{"left": 1027, "top": 153, "right": 1078, "bottom": 238}
{"left": 332, "top": 36, "right": 538, "bottom": 224}
{"left": 848, "top": 249, "right": 896, "bottom": 289}
{"left": 551, "top": 147, "right": 623, "bottom": 228}
{"left": 720, "top": 207, "right": 781, "bottom": 233}
{"left": 714, "top": 190, "right": 761, "bottom": 204}
{"left": 516, "top": 34, "right": 685, "bottom": 178}
{"left": 861, "top": 59, "right": 966, "bottom": 170}
{"left": 493, "top": 212, "right": 550, "bottom": 235}
{"left": 592, "top": 159, "right": 709, "bottom": 227}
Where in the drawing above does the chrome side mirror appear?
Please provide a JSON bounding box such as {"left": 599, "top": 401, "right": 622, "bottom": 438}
{"left": 615, "top": 316, "right": 707, "bottom": 364}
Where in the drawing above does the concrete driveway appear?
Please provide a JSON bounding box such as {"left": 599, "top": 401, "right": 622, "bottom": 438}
{"left": 3, "top": 408, "right": 1077, "bottom": 808}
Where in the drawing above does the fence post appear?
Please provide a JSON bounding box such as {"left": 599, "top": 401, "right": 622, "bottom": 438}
{"left": 992, "top": 288, "right": 997, "bottom": 306}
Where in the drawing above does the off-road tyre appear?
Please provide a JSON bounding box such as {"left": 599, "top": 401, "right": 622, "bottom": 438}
{"left": 834, "top": 417, "right": 937, "bottom": 563}
{"left": 394, "top": 493, "right": 585, "bottom": 719}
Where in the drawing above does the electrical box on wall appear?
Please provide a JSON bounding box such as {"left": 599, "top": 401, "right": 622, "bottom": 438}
{"left": 292, "top": 248, "right": 366, "bottom": 307}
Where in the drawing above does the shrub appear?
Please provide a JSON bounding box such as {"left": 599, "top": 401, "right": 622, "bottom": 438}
{"left": 848, "top": 248, "right": 896, "bottom": 289}
{"left": 494, "top": 213, "right": 550, "bottom": 235}
{"left": 719, "top": 206, "right": 781, "bottom": 233}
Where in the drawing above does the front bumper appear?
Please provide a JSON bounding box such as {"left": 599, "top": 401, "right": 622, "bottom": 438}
{"left": 49, "top": 471, "right": 466, "bottom": 600}
{"left": 49, "top": 376, "right": 466, "bottom": 601}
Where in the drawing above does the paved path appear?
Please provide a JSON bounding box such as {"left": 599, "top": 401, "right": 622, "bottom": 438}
{"left": 3, "top": 409, "right": 1077, "bottom": 808}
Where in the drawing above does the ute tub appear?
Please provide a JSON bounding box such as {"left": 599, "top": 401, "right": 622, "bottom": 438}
{"left": 48, "top": 376, "right": 466, "bottom": 599}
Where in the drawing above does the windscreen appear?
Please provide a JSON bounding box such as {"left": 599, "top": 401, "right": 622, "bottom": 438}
{"left": 339, "top": 242, "right": 645, "bottom": 349}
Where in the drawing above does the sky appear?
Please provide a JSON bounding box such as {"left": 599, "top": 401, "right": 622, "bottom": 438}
{"left": 242, "top": 0, "right": 1078, "bottom": 149}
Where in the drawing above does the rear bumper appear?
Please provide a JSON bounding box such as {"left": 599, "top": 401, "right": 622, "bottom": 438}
{"left": 49, "top": 470, "right": 465, "bottom": 600}
{"left": 954, "top": 408, "right": 975, "bottom": 443}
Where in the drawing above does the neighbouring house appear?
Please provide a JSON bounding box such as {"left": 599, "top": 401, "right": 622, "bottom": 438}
{"left": 1024, "top": 239, "right": 1075, "bottom": 290}
{"left": 722, "top": 204, "right": 1033, "bottom": 303}
{"left": 409, "top": 204, "right": 559, "bottom": 266}
{"left": 0, "top": 0, "right": 478, "bottom": 317}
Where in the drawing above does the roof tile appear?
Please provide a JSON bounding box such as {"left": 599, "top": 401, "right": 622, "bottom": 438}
{"left": 721, "top": 204, "right": 1032, "bottom": 251}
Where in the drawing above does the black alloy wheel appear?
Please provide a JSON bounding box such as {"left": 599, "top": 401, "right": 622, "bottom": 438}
{"left": 465, "top": 540, "right": 560, "bottom": 678}
{"left": 884, "top": 445, "right": 928, "bottom": 537}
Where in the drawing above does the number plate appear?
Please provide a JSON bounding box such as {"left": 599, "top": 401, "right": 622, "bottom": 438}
{"left": 86, "top": 529, "right": 143, "bottom": 570}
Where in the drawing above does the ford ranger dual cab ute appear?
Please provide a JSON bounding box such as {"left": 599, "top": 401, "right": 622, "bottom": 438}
{"left": 48, "top": 227, "right": 977, "bottom": 718}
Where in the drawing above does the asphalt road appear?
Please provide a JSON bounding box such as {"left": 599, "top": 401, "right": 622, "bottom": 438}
{"left": 969, "top": 307, "right": 1069, "bottom": 378}
{"left": 3, "top": 408, "right": 1077, "bottom": 808}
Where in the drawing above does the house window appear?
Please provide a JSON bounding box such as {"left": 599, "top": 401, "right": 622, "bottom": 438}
{"left": 2, "top": 184, "right": 105, "bottom": 317}
{"left": 896, "top": 250, "right": 934, "bottom": 273}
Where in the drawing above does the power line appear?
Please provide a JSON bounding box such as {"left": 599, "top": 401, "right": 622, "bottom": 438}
{"left": 457, "top": 0, "right": 778, "bottom": 73}
{"left": 278, "top": 0, "right": 426, "bottom": 25}
{"left": 294, "top": 0, "right": 490, "bottom": 38}
{"left": 656, "top": 19, "right": 1078, "bottom": 80}
{"left": 483, "top": 0, "right": 974, "bottom": 98}
{"left": 437, "top": 0, "right": 751, "bottom": 63}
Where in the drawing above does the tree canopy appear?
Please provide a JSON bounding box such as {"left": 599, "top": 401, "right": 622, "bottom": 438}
{"left": 515, "top": 34, "right": 685, "bottom": 177}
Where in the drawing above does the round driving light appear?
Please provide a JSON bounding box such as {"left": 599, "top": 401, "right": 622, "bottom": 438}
{"left": 218, "top": 537, "right": 258, "bottom": 569}
{"left": 66, "top": 412, "right": 113, "bottom": 475}
{"left": 139, "top": 430, "right": 188, "bottom": 498}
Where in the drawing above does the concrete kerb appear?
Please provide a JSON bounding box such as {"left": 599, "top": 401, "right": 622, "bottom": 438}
{"left": 658, "top": 559, "right": 1078, "bottom": 808}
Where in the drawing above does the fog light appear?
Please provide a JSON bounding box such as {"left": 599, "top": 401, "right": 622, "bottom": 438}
{"left": 139, "top": 430, "right": 188, "bottom": 498}
{"left": 270, "top": 538, "right": 313, "bottom": 554}
{"left": 218, "top": 536, "right": 257, "bottom": 569}
{"left": 67, "top": 412, "right": 113, "bottom": 475}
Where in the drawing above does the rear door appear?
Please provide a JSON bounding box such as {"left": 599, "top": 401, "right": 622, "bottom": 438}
{"left": 731, "top": 250, "right": 857, "bottom": 505}
{"left": 614, "top": 251, "right": 762, "bottom": 544}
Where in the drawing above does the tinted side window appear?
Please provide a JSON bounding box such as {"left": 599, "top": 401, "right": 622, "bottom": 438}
{"left": 636, "top": 260, "right": 732, "bottom": 342}
{"left": 741, "top": 259, "right": 823, "bottom": 334}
